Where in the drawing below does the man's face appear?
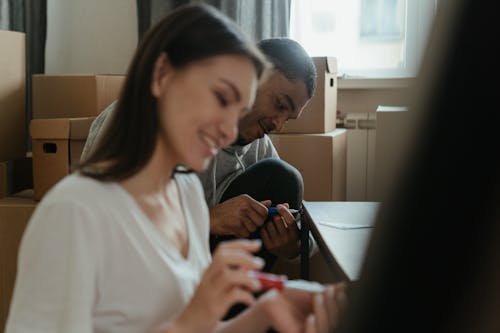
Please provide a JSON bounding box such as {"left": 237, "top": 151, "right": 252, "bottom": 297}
{"left": 235, "top": 71, "right": 310, "bottom": 145}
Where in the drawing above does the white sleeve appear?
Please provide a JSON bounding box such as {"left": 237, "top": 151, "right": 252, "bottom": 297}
{"left": 5, "top": 201, "right": 99, "bottom": 333}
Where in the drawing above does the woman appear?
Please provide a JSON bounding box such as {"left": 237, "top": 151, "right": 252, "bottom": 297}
{"left": 6, "top": 4, "right": 344, "bottom": 333}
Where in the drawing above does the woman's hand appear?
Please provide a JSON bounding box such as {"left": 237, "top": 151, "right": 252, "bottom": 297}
{"left": 305, "top": 283, "right": 349, "bottom": 333}
{"left": 253, "top": 282, "right": 349, "bottom": 333}
{"left": 173, "top": 239, "right": 264, "bottom": 333}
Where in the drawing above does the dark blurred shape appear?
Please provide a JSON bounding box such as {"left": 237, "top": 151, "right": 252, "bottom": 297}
{"left": 339, "top": 0, "right": 500, "bottom": 332}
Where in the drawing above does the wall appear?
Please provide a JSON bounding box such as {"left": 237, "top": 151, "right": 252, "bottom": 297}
{"left": 45, "top": 0, "right": 137, "bottom": 74}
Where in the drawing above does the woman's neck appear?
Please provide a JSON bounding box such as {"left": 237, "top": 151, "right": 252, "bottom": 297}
{"left": 120, "top": 137, "right": 175, "bottom": 197}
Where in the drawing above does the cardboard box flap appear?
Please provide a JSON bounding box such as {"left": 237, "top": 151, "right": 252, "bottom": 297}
{"left": 313, "top": 57, "right": 338, "bottom": 74}
{"left": 326, "top": 57, "right": 337, "bottom": 74}
{"left": 30, "top": 117, "right": 95, "bottom": 140}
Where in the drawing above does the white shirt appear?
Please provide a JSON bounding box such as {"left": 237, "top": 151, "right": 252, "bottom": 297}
{"left": 6, "top": 173, "right": 211, "bottom": 333}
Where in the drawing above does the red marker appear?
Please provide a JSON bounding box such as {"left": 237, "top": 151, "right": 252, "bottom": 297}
{"left": 249, "top": 271, "right": 325, "bottom": 293}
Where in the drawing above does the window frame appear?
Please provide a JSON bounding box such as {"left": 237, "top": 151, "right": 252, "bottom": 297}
{"left": 290, "top": 0, "right": 437, "bottom": 79}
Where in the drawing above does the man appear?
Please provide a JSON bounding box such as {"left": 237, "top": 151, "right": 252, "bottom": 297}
{"left": 81, "top": 37, "right": 317, "bottom": 271}
{"left": 200, "top": 38, "right": 317, "bottom": 270}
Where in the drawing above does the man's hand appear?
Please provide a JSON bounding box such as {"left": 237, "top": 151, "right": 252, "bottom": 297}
{"left": 260, "top": 203, "right": 301, "bottom": 259}
{"left": 209, "top": 195, "right": 271, "bottom": 238}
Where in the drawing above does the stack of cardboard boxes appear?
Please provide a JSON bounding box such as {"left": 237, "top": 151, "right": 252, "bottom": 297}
{"left": 30, "top": 74, "right": 124, "bottom": 200}
{"left": 269, "top": 57, "right": 346, "bottom": 201}
{"left": 0, "top": 31, "right": 29, "bottom": 197}
{"left": 0, "top": 30, "right": 35, "bottom": 331}
{"left": 0, "top": 29, "right": 125, "bottom": 330}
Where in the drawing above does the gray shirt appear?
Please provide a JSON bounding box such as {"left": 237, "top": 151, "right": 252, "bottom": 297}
{"left": 197, "top": 137, "right": 279, "bottom": 207}
{"left": 80, "top": 100, "right": 117, "bottom": 162}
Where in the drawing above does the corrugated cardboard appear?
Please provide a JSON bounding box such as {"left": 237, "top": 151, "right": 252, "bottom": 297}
{"left": 0, "top": 30, "right": 26, "bottom": 161}
{"left": 269, "top": 129, "right": 346, "bottom": 201}
{"left": 32, "top": 74, "right": 124, "bottom": 119}
{"left": 30, "top": 117, "right": 95, "bottom": 200}
{"left": 0, "top": 158, "right": 33, "bottom": 199}
{"left": 279, "top": 57, "right": 337, "bottom": 134}
{"left": 0, "top": 195, "right": 37, "bottom": 332}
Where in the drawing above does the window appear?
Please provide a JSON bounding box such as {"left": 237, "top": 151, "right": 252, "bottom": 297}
{"left": 360, "top": 0, "right": 403, "bottom": 40}
{"left": 290, "top": 0, "right": 437, "bottom": 78}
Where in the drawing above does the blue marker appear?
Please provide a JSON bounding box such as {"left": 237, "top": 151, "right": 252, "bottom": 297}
{"left": 268, "top": 207, "right": 299, "bottom": 215}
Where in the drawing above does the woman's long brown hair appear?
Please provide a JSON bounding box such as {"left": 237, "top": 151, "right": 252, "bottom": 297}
{"left": 79, "top": 3, "right": 268, "bottom": 181}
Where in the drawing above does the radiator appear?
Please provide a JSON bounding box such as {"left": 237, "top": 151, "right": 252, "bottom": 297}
{"left": 343, "top": 112, "right": 377, "bottom": 201}
{"left": 343, "top": 107, "right": 409, "bottom": 202}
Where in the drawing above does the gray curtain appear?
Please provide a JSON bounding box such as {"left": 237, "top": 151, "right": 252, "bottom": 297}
{"left": 0, "top": 0, "right": 9, "bottom": 29}
{"left": 0, "top": 0, "right": 47, "bottom": 149}
{"left": 136, "top": 0, "right": 290, "bottom": 42}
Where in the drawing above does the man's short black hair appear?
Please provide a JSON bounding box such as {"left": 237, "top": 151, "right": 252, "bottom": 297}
{"left": 257, "top": 38, "right": 316, "bottom": 98}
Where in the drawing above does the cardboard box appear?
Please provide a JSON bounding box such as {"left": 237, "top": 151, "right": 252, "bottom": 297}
{"left": 0, "top": 30, "right": 26, "bottom": 161}
{"left": 0, "top": 158, "right": 33, "bottom": 199}
{"left": 374, "top": 106, "right": 410, "bottom": 201}
{"left": 0, "top": 195, "right": 37, "bottom": 331}
{"left": 30, "top": 117, "right": 95, "bottom": 200}
{"left": 269, "top": 129, "right": 346, "bottom": 201}
{"left": 32, "top": 74, "right": 124, "bottom": 119}
{"left": 278, "top": 57, "right": 337, "bottom": 134}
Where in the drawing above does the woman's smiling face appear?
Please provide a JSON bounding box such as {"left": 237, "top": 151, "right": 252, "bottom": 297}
{"left": 152, "top": 53, "right": 258, "bottom": 171}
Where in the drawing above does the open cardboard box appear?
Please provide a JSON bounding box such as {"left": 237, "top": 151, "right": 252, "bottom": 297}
{"left": 279, "top": 57, "right": 338, "bottom": 134}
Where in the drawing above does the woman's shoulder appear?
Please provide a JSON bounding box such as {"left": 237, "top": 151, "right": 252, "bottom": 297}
{"left": 40, "top": 173, "right": 118, "bottom": 207}
{"left": 174, "top": 171, "right": 204, "bottom": 192}
{"left": 25, "top": 174, "right": 117, "bottom": 239}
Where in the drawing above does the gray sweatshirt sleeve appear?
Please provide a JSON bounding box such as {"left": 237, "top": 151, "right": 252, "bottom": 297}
{"left": 80, "top": 101, "right": 117, "bottom": 162}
